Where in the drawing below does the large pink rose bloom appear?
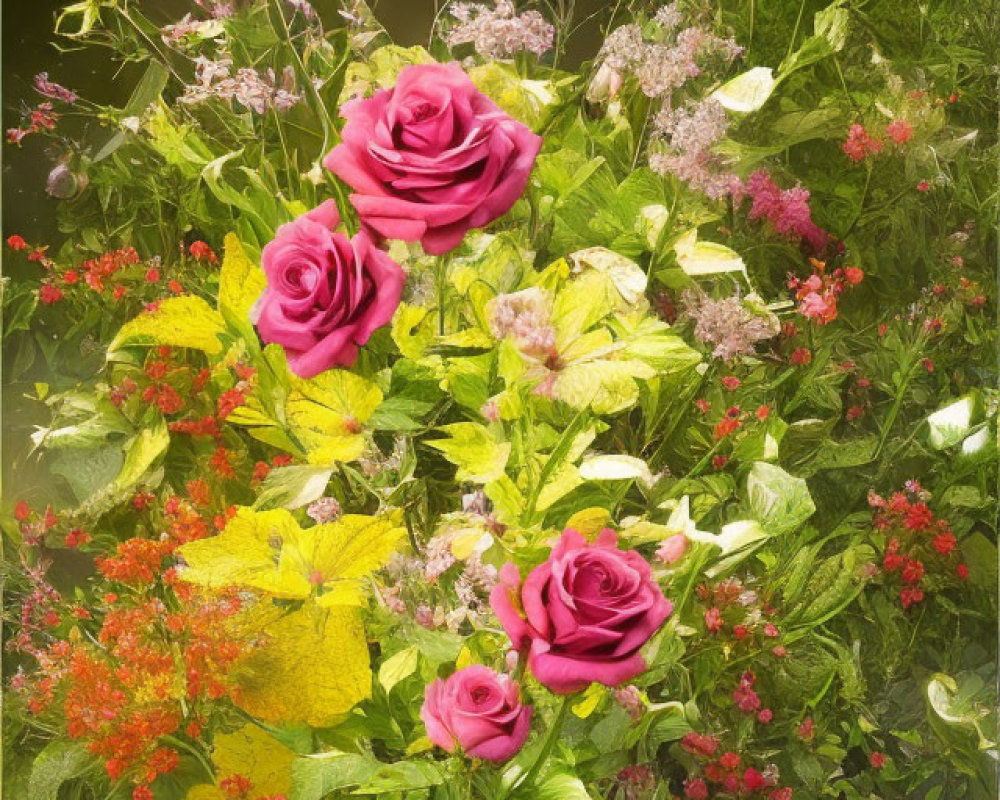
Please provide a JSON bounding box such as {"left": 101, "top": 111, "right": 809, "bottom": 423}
{"left": 420, "top": 665, "right": 532, "bottom": 762}
{"left": 252, "top": 200, "right": 405, "bottom": 377}
{"left": 324, "top": 62, "right": 542, "bottom": 255}
{"left": 491, "top": 529, "right": 673, "bottom": 694}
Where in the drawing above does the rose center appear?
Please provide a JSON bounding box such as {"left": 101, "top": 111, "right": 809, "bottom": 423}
{"left": 412, "top": 102, "right": 438, "bottom": 122}
{"left": 470, "top": 686, "right": 493, "bottom": 704}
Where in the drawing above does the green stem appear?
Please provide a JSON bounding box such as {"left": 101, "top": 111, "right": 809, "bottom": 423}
{"left": 513, "top": 695, "right": 572, "bottom": 795}
{"left": 267, "top": 0, "right": 334, "bottom": 155}
{"left": 161, "top": 734, "right": 215, "bottom": 781}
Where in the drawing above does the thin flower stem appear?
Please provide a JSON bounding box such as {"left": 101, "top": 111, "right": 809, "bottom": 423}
{"left": 510, "top": 694, "right": 572, "bottom": 796}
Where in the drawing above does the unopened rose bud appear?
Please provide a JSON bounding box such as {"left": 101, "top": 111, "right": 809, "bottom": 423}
{"left": 586, "top": 62, "right": 623, "bottom": 103}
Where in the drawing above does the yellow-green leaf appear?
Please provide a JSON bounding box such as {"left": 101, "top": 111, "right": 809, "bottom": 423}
{"left": 218, "top": 233, "right": 266, "bottom": 328}
{"left": 286, "top": 369, "right": 383, "bottom": 466}
{"left": 428, "top": 423, "right": 511, "bottom": 483}
{"left": 185, "top": 724, "right": 295, "bottom": 800}
{"left": 232, "top": 603, "right": 371, "bottom": 727}
{"left": 109, "top": 295, "right": 225, "bottom": 357}
{"left": 176, "top": 507, "right": 405, "bottom": 607}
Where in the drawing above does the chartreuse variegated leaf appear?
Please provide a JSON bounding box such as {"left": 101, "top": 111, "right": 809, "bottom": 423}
{"left": 186, "top": 724, "right": 295, "bottom": 800}
{"left": 469, "top": 62, "right": 556, "bottom": 128}
{"left": 108, "top": 295, "right": 225, "bottom": 357}
{"left": 711, "top": 66, "right": 776, "bottom": 113}
{"left": 218, "top": 232, "right": 266, "bottom": 333}
{"left": 428, "top": 422, "right": 511, "bottom": 483}
{"left": 230, "top": 602, "right": 371, "bottom": 727}
{"left": 927, "top": 394, "right": 978, "bottom": 449}
{"left": 285, "top": 368, "right": 383, "bottom": 466}
{"left": 569, "top": 247, "right": 648, "bottom": 306}
{"left": 673, "top": 229, "right": 747, "bottom": 278}
{"left": 176, "top": 507, "right": 405, "bottom": 607}
{"left": 552, "top": 269, "right": 617, "bottom": 348}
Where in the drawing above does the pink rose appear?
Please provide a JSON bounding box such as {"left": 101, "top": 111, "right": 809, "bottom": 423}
{"left": 324, "top": 62, "right": 542, "bottom": 255}
{"left": 252, "top": 200, "right": 405, "bottom": 377}
{"left": 491, "top": 529, "right": 672, "bottom": 694}
{"left": 420, "top": 665, "right": 532, "bottom": 761}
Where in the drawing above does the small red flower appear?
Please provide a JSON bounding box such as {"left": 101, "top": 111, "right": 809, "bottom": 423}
{"left": 956, "top": 563, "right": 969, "bottom": 580}
{"left": 6, "top": 234, "right": 28, "bottom": 250}
{"left": 869, "top": 751, "right": 886, "bottom": 769}
{"left": 189, "top": 241, "right": 219, "bottom": 263}
{"left": 791, "top": 348, "right": 812, "bottom": 366}
{"left": 719, "top": 751, "right": 741, "bottom": 771}
{"left": 886, "top": 119, "right": 912, "bottom": 144}
{"left": 39, "top": 284, "right": 63, "bottom": 304}
{"left": 14, "top": 501, "right": 32, "bottom": 521}
{"left": 933, "top": 531, "right": 956, "bottom": 555}
{"left": 704, "top": 607, "right": 723, "bottom": 633}
{"left": 916, "top": 180, "right": 930, "bottom": 192}
{"left": 145, "top": 267, "right": 160, "bottom": 283}
{"left": 844, "top": 266, "right": 864, "bottom": 285}
{"left": 721, "top": 376, "right": 741, "bottom": 391}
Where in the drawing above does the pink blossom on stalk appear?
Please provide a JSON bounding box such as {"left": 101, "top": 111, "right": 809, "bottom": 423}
{"left": 743, "top": 170, "right": 830, "bottom": 253}
{"left": 33, "top": 73, "right": 76, "bottom": 104}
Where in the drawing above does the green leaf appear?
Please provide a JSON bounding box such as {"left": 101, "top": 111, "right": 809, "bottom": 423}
{"left": 290, "top": 752, "right": 382, "bottom": 800}
{"left": 745, "top": 462, "right": 816, "bottom": 535}
{"left": 28, "top": 741, "right": 94, "bottom": 800}
{"left": 427, "top": 423, "right": 511, "bottom": 483}
{"left": 378, "top": 646, "right": 420, "bottom": 694}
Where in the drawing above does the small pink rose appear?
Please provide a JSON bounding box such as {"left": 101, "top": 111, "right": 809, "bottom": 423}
{"left": 420, "top": 665, "right": 532, "bottom": 761}
{"left": 491, "top": 529, "right": 673, "bottom": 694}
{"left": 324, "top": 62, "right": 542, "bottom": 255}
{"left": 252, "top": 200, "right": 405, "bottom": 377}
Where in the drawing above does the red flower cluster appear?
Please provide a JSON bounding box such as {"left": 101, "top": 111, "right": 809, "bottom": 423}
{"left": 843, "top": 117, "right": 913, "bottom": 162}
{"left": 789, "top": 258, "right": 863, "bottom": 325}
{"left": 869, "top": 483, "right": 967, "bottom": 608}
{"left": 681, "top": 732, "right": 794, "bottom": 798}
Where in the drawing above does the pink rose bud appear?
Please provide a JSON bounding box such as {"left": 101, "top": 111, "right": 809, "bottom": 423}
{"left": 491, "top": 528, "right": 673, "bottom": 694}
{"left": 253, "top": 200, "right": 405, "bottom": 377}
{"left": 420, "top": 665, "right": 532, "bottom": 762}
{"left": 324, "top": 63, "right": 542, "bottom": 255}
{"left": 655, "top": 533, "right": 688, "bottom": 565}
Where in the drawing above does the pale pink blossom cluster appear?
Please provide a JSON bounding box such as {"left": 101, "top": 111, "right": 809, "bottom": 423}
{"left": 306, "top": 496, "right": 342, "bottom": 524}
{"left": 445, "top": 0, "right": 554, "bottom": 59}
{"left": 489, "top": 288, "right": 557, "bottom": 358}
{"left": 194, "top": 0, "right": 235, "bottom": 17}
{"left": 682, "top": 290, "right": 778, "bottom": 361}
{"left": 181, "top": 57, "right": 302, "bottom": 114}
{"left": 650, "top": 98, "right": 741, "bottom": 198}
{"left": 743, "top": 169, "right": 830, "bottom": 253}
{"left": 598, "top": 7, "right": 742, "bottom": 100}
